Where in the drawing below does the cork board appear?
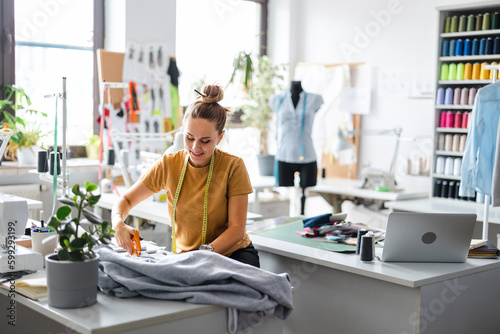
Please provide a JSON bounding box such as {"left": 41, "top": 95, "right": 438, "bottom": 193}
{"left": 96, "top": 49, "right": 125, "bottom": 108}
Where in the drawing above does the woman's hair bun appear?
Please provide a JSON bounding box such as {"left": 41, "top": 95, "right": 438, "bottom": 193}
{"left": 200, "top": 85, "right": 224, "bottom": 104}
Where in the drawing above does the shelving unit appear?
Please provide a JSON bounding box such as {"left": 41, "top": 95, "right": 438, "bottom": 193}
{"left": 432, "top": 2, "right": 500, "bottom": 202}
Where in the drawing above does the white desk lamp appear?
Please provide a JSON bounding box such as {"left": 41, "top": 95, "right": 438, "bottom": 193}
{"left": 0, "top": 193, "right": 43, "bottom": 273}
{"left": 335, "top": 127, "right": 402, "bottom": 190}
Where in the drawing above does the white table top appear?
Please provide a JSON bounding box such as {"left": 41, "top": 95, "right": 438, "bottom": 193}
{"left": 308, "top": 177, "right": 429, "bottom": 201}
{"left": 385, "top": 197, "right": 500, "bottom": 224}
{"left": 97, "top": 186, "right": 262, "bottom": 225}
{"left": 0, "top": 282, "right": 221, "bottom": 334}
{"left": 250, "top": 233, "right": 500, "bottom": 288}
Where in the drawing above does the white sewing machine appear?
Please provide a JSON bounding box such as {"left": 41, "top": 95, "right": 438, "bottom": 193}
{"left": 0, "top": 193, "right": 43, "bottom": 273}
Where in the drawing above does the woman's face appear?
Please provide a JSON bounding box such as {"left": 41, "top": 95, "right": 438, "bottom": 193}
{"left": 184, "top": 117, "right": 224, "bottom": 167}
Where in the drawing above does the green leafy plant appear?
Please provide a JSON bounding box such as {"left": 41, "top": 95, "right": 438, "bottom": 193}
{"left": 48, "top": 181, "right": 114, "bottom": 261}
{"left": 227, "top": 51, "right": 254, "bottom": 91}
{"left": 0, "top": 85, "right": 49, "bottom": 159}
{"left": 240, "top": 55, "right": 287, "bottom": 155}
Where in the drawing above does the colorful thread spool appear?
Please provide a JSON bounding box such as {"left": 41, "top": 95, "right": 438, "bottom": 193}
{"left": 463, "top": 39, "right": 472, "bottom": 56}
{"left": 468, "top": 88, "right": 477, "bottom": 105}
{"left": 444, "top": 87, "right": 454, "bottom": 104}
{"left": 456, "top": 63, "right": 465, "bottom": 80}
{"left": 471, "top": 38, "right": 479, "bottom": 55}
{"left": 463, "top": 63, "right": 472, "bottom": 80}
{"left": 460, "top": 88, "right": 469, "bottom": 105}
{"left": 440, "top": 64, "right": 449, "bottom": 81}
{"left": 475, "top": 14, "right": 483, "bottom": 31}
{"left": 472, "top": 63, "right": 481, "bottom": 80}
{"left": 483, "top": 12, "right": 491, "bottom": 30}
{"left": 451, "top": 15, "right": 459, "bottom": 32}
{"left": 448, "top": 63, "right": 457, "bottom": 81}
{"left": 436, "top": 87, "right": 445, "bottom": 105}
{"left": 467, "top": 14, "right": 475, "bottom": 31}
{"left": 459, "top": 15, "right": 467, "bottom": 32}
{"left": 445, "top": 16, "right": 451, "bottom": 33}
{"left": 480, "top": 62, "right": 490, "bottom": 80}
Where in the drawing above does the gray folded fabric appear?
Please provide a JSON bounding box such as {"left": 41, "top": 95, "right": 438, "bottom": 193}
{"left": 97, "top": 248, "right": 293, "bottom": 332}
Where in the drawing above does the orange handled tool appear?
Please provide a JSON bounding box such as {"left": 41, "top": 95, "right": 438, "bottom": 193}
{"left": 131, "top": 230, "right": 142, "bottom": 257}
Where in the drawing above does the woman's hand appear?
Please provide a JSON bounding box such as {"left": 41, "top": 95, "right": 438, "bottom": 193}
{"left": 113, "top": 221, "right": 137, "bottom": 255}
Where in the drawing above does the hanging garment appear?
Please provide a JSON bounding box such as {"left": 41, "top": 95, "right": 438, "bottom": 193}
{"left": 97, "top": 248, "right": 293, "bottom": 333}
{"left": 459, "top": 81, "right": 500, "bottom": 199}
{"left": 492, "top": 117, "right": 500, "bottom": 206}
{"left": 269, "top": 91, "right": 324, "bottom": 164}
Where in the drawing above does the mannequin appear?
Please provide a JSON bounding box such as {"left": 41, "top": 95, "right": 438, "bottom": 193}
{"left": 269, "top": 81, "right": 324, "bottom": 215}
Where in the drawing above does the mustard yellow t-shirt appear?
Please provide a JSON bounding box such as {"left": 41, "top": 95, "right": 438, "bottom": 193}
{"left": 140, "top": 148, "right": 253, "bottom": 255}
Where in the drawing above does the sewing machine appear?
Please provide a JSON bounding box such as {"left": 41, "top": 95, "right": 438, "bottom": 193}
{"left": 0, "top": 193, "right": 43, "bottom": 273}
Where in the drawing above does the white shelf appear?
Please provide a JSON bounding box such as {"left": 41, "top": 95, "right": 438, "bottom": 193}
{"left": 435, "top": 150, "right": 464, "bottom": 156}
{"left": 440, "top": 29, "right": 500, "bottom": 38}
{"left": 439, "top": 54, "right": 500, "bottom": 61}
{"left": 438, "top": 80, "right": 491, "bottom": 84}
{"left": 435, "top": 104, "right": 473, "bottom": 109}
{"left": 432, "top": 173, "right": 462, "bottom": 181}
{"left": 435, "top": 127, "right": 469, "bottom": 133}
{"left": 29, "top": 169, "right": 68, "bottom": 188}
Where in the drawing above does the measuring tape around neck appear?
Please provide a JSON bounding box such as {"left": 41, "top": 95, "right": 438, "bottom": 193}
{"left": 170, "top": 150, "right": 215, "bottom": 253}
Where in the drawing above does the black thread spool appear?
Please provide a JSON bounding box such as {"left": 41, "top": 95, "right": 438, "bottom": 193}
{"left": 49, "top": 152, "right": 61, "bottom": 175}
{"left": 107, "top": 148, "right": 115, "bottom": 166}
{"left": 434, "top": 180, "right": 442, "bottom": 197}
{"left": 448, "top": 181, "right": 456, "bottom": 199}
{"left": 356, "top": 229, "right": 369, "bottom": 254}
{"left": 37, "top": 149, "right": 49, "bottom": 173}
{"left": 441, "top": 181, "right": 449, "bottom": 198}
{"left": 360, "top": 235, "right": 374, "bottom": 262}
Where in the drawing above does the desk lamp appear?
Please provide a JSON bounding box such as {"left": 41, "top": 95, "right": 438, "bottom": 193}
{"left": 0, "top": 193, "right": 43, "bottom": 273}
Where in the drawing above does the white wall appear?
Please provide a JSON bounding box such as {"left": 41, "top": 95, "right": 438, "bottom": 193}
{"left": 104, "top": 0, "right": 126, "bottom": 52}
{"left": 268, "top": 0, "right": 489, "bottom": 185}
{"left": 125, "top": 0, "right": 176, "bottom": 55}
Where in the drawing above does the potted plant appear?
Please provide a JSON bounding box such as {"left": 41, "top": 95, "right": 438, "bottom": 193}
{"left": 0, "top": 85, "right": 49, "bottom": 164}
{"left": 45, "top": 181, "right": 114, "bottom": 308}
{"left": 237, "top": 55, "right": 287, "bottom": 175}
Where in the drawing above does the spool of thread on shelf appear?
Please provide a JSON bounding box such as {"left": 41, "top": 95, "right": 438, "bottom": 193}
{"left": 456, "top": 63, "right": 465, "bottom": 81}
{"left": 449, "top": 39, "right": 457, "bottom": 57}
{"left": 434, "top": 179, "right": 443, "bottom": 197}
{"left": 454, "top": 112, "right": 462, "bottom": 128}
{"left": 448, "top": 63, "right": 457, "bottom": 80}
{"left": 455, "top": 39, "right": 464, "bottom": 56}
{"left": 486, "top": 37, "right": 494, "bottom": 54}
{"left": 444, "top": 157, "right": 454, "bottom": 175}
{"left": 494, "top": 37, "right": 500, "bottom": 54}
{"left": 37, "top": 150, "right": 48, "bottom": 173}
{"left": 356, "top": 229, "right": 369, "bottom": 255}
{"left": 444, "top": 134, "right": 453, "bottom": 151}
{"left": 483, "top": 12, "right": 491, "bottom": 30}
{"left": 435, "top": 156, "right": 445, "bottom": 174}
{"left": 479, "top": 38, "right": 487, "bottom": 55}
{"left": 451, "top": 15, "right": 459, "bottom": 32}
{"left": 440, "top": 64, "right": 449, "bottom": 81}
{"left": 453, "top": 88, "right": 462, "bottom": 104}
{"left": 442, "top": 40, "right": 450, "bottom": 57}
{"left": 472, "top": 63, "right": 481, "bottom": 80}
{"left": 463, "top": 63, "right": 472, "bottom": 80}
{"left": 492, "top": 12, "right": 499, "bottom": 29}
{"left": 490, "top": 62, "right": 499, "bottom": 80}
{"left": 480, "top": 62, "right": 490, "bottom": 79}
{"left": 468, "top": 88, "right": 477, "bottom": 105}
{"left": 448, "top": 181, "right": 456, "bottom": 198}
{"left": 436, "top": 87, "right": 445, "bottom": 104}
{"left": 460, "top": 88, "right": 469, "bottom": 105}
{"left": 444, "top": 87, "right": 454, "bottom": 104}
{"left": 453, "top": 158, "right": 462, "bottom": 176}
{"left": 464, "top": 39, "right": 472, "bottom": 56}
{"left": 445, "top": 111, "right": 455, "bottom": 127}
{"left": 441, "top": 181, "right": 449, "bottom": 198}
{"left": 461, "top": 112, "right": 469, "bottom": 128}
{"left": 360, "top": 235, "right": 375, "bottom": 262}
{"left": 459, "top": 134, "right": 467, "bottom": 151}
{"left": 472, "top": 38, "right": 480, "bottom": 55}
{"left": 452, "top": 133, "right": 461, "bottom": 151}
{"left": 438, "top": 134, "right": 445, "bottom": 150}
{"left": 475, "top": 14, "right": 483, "bottom": 31}
{"left": 455, "top": 181, "right": 461, "bottom": 200}
{"left": 467, "top": 14, "right": 475, "bottom": 31}
{"left": 440, "top": 111, "right": 447, "bottom": 127}
{"left": 459, "top": 15, "right": 467, "bottom": 32}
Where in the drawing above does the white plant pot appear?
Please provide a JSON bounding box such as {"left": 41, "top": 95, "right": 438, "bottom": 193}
{"left": 16, "top": 145, "right": 38, "bottom": 166}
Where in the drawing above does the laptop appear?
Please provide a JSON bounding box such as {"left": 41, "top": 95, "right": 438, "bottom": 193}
{"left": 380, "top": 212, "right": 477, "bottom": 262}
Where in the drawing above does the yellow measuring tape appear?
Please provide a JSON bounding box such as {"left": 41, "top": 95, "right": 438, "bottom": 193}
{"left": 171, "top": 151, "right": 215, "bottom": 253}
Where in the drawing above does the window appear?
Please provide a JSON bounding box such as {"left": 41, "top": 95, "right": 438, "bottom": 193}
{"left": 176, "top": 0, "right": 267, "bottom": 106}
{"left": 11, "top": 0, "right": 103, "bottom": 146}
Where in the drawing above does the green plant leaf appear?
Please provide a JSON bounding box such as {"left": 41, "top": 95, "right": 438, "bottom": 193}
{"left": 56, "top": 206, "right": 72, "bottom": 220}
{"left": 47, "top": 217, "right": 61, "bottom": 230}
{"left": 58, "top": 249, "right": 70, "bottom": 261}
{"left": 88, "top": 194, "right": 100, "bottom": 206}
{"left": 72, "top": 184, "right": 83, "bottom": 196}
{"left": 85, "top": 181, "right": 98, "bottom": 192}
{"left": 70, "top": 251, "right": 84, "bottom": 261}
{"left": 70, "top": 238, "right": 86, "bottom": 250}
{"left": 63, "top": 222, "right": 76, "bottom": 236}
{"left": 58, "top": 195, "right": 76, "bottom": 207}
{"left": 82, "top": 209, "right": 103, "bottom": 224}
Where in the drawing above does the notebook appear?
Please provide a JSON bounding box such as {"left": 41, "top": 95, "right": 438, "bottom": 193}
{"left": 380, "top": 212, "right": 476, "bottom": 262}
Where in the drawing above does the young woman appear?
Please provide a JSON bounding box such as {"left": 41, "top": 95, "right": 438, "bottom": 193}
{"left": 112, "top": 84, "right": 259, "bottom": 267}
